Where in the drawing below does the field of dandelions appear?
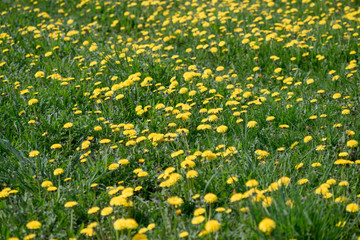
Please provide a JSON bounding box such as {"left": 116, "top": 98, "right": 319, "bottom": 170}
{"left": 0, "top": 0, "right": 360, "bottom": 239}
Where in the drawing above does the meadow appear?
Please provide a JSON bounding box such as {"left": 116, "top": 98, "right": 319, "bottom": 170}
{"left": 0, "top": 0, "right": 359, "bottom": 239}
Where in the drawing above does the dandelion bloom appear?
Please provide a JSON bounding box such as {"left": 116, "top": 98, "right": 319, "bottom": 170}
{"left": 80, "top": 227, "right": 95, "bottom": 236}
{"left": 63, "top": 122, "right": 73, "bottom": 129}
{"left": 258, "top": 218, "right": 276, "bottom": 234}
{"left": 266, "top": 116, "right": 275, "bottom": 121}
{"left": 246, "top": 179, "right": 259, "bottom": 188}
{"left": 100, "top": 139, "right": 111, "bottom": 144}
{"left": 268, "top": 182, "right": 279, "bottom": 192}
{"left": 28, "top": 99, "right": 38, "bottom": 105}
{"left": 186, "top": 170, "right": 198, "bottom": 178}
{"left": 101, "top": 207, "right": 113, "bottom": 216}
{"left": 216, "top": 207, "right": 226, "bottom": 212}
{"left": 205, "top": 220, "right": 221, "bottom": 233}
{"left": 110, "top": 196, "right": 127, "bottom": 206}
{"left": 167, "top": 196, "right": 184, "bottom": 207}
{"left": 147, "top": 223, "right": 155, "bottom": 230}
{"left": 191, "top": 216, "right": 205, "bottom": 224}
{"left": 179, "top": 232, "right": 189, "bottom": 238}
{"left": 47, "top": 186, "right": 57, "bottom": 192}
{"left": 132, "top": 233, "right": 148, "bottom": 240}
{"left": 138, "top": 171, "right": 148, "bottom": 177}
{"left": 81, "top": 140, "right": 91, "bottom": 149}
{"left": 227, "top": 176, "right": 238, "bottom": 184}
{"left": 50, "top": 143, "right": 62, "bottom": 149}
{"left": 29, "top": 150, "right": 40, "bottom": 157}
{"left": 334, "top": 159, "right": 353, "bottom": 165}
{"left": 34, "top": 71, "right": 45, "bottom": 78}
{"left": 53, "top": 168, "right": 64, "bottom": 176}
{"left": 204, "top": 193, "right": 218, "bottom": 203}
{"left": 194, "top": 208, "right": 206, "bottom": 216}
{"left": 94, "top": 126, "right": 102, "bottom": 131}
{"left": 333, "top": 93, "right": 341, "bottom": 99}
{"left": 311, "top": 162, "right": 322, "bottom": 167}
{"left": 114, "top": 218, "right": 138, "bottom": 230}
{"left": 335, "top": 197, "right": 348, "bottom": 203}
{"left": 87, "top": 222, "right": 98, "bottom": 228}
{"left": 346, "top": 130, "right": 355, "bottom": 136}
{"left": 26, "top": 220, "right": 41, "bottom": 229}
{"left": 339, "top": 181, "right": 349, "bottom": 186}
{"left": 295, "top": 163, "right": 303, "bottom": 169}
{"left": 262, "top": 197, "right": 273, "bottom": 207}
{"left": 64, "top": 201, "right": 78, "bottom": 208}
{"left": 247, "top": 121, "right": 258, "bottom": 128}
{"left": 332, "top": 23, "right": 342, "bottom": 29}
{"left": 108, "top": 163, "right": 119, "bottom": 170}
{"left": 41, "top": 181, "right": 53, "bottom": 188}
{"left": 298, "top": 179, "right": 309, "bottom": 185}
{"left": 346, "top": 203, "right": 359, "bottom": 213}
{"left": 277, "top": 177, "right": 291, "bottom": 186}
{"left": 230, "top": 193, "right": 245, "bottom": 202}
{"left": 303, "top": 136, "right": 313, "bottom": 143}
{"left": 316, "top": 145, "right": 326, "bottom": 151}
{"left": 23, "top": 234, "right": 36, "bottom": 240}
{"left": 216, "top": 125, "right": 228, "bottom": 133}
{"left": 347, "top": 140, "right": 358, "bottom": 148}
{"left": 119, "top": 159, "right": 130, "bottom": 165}
{"left": 88, "top": 206, "right": 100, "bottom": 214}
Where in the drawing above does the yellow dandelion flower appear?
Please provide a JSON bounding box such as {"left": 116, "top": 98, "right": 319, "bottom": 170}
{"left": 204, "top": 193, "right": 218, "bottom": 203}
{"left": 101, "top": 207, "right": 113, "bottom": 216}
{"left": 100, "top": 139, "right": 111, "bottom": 144}
{"left": 303, "top": 136, "right": 313, "bottom": 143}
{"left": 132, "top": 233, "right": 148, "bottom": 240}
{"left": 246, "top": 179, "right": 259, "bottom": 188}
{"left": 227, "top": 176, "right": 238, "bottom": 184}
{"left": 23, "top": 234, "right": 36, "bottom": 240}
{"left": 35, "top": 71, "right": 45, "bottom": 78}
{"left": 50, "top": 143, "right": 62, "bottom": 149}
{"left": 114, "top": 218, "right": 138, "bottom": 230}
{"left": 191, "top": 216, "right": 205, "bottom": 224}
{"left": 108, "top": 163, "right": 119, "bottom": 170}
{"left": 247, "top": 121, "right": 258, "bottom": 128}
{"left": 186, "top": 170, "right": 198, "bottom": 179}
{"left": 205, "top": 220, "right": 221, "bottom": 233}
{"left": 63, "top": 122, "right": 73, "bottom": 129}
{"left": 80, "top": 227, "right": 95, "bottom": 236}
{"left": 167, "top": 196, "right": 184, "bottom": 207}
{"left": 216, "top": 125, "right": 228, "bottom": 133}
{"left": 179, "top": 231, "right": 189, "bottom": 238}
{"left": 47, "top": 186, "right": 58, "bottom": 192}
{"left": 29, "top": 150, "right": 40, "bottom": 157}
{"left": 26, "top": 221, "right": 41, "bottom": 230}
{"left": 347, "top": 140, "right": 358, "bottom": 148}
{"left": 64, "top": 201, "right": 78, "bottom": 208}
{"left": 53, "top": 168, "right": 64, "bottom": 176}
{"left": 28, "top": 99, "right": 38, "bottom": 105}
{"left": 346, "top": 203, "right": 359, "bottom": 213}
{"left": 258, "top": 218, "right": 275, "bottom": 235}
{"left": 41, "top": 181, "right": 53, "bottom": 188}
{"left": 88, "top": 206, "right": 100, "bottom": 214}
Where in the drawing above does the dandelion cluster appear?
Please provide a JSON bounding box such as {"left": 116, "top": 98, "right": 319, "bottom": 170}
{"left": 0, "top": 0, "right": 359, "bottom": 239}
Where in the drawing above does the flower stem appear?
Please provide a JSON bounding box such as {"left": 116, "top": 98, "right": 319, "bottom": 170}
{"left": 70, "top": 210, "right": 73, "bottom": 231}
{"left": 57, "top": 176, "right": 61, "bottom": 200}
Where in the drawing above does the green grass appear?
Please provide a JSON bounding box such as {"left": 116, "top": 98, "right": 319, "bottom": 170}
{"left": 0, "top": 0, "right": 360, "bottom": 239}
